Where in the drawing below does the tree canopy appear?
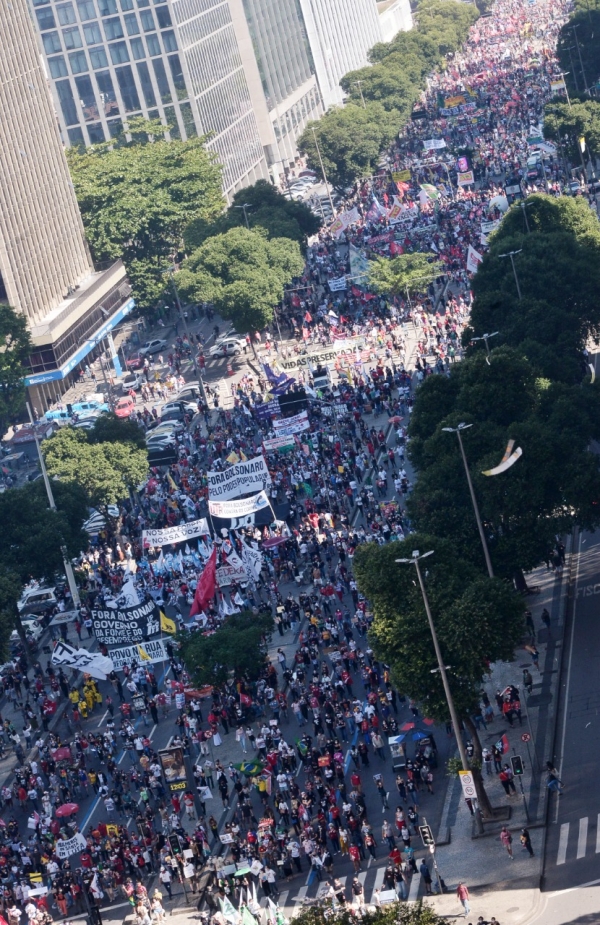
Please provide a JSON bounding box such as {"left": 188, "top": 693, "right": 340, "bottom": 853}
{"left": 465, "top": 194, "right": 600, "bottom": 381}
{"left": 0, "top": 305, "right": 32, "bottom": 432}
{"left": 42, "top": 427, "right": 148, "bottom": 509}
{"left": 67, "top": 123, "right": 224, "bottom": 311}
{"left": 179, "top": 610, "right": 274, "bottom": 688}
{"left": 184, "top": 180, "right": 321, "bottom": 250}
{"left": 293, "top": 901, "right": 445, "bottom": 925}
{"left": 544, "top": 98, "right": 600, "bottom": 163}
{"left": 88, "top": 412, "right": 146, "bottom": 450}
{"left": 556, "top": 5, "right": 600, "bottom": 98}
{"left": 177, "top": 227, "right": 304, "bottom": 334}
{"left": 369, "top": 253, "right": 442, "bottom": 298}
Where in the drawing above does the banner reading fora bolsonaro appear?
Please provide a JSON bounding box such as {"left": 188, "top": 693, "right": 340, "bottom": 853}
{"left": 91, "top": 598, "right": 160, "bottom": 646}
{"left": 207, "top": 454, "right": 271, "bottom": 501}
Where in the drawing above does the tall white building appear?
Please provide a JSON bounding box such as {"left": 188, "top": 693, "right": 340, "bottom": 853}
{"left": 298, "top": 0, "right": 383, "bottom": 108}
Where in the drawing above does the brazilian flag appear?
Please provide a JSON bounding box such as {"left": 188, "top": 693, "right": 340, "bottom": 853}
{"left": 234, "top": 760, "right": 264, "bottom": 776}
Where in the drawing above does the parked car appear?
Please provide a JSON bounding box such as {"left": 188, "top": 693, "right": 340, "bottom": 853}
{"left": 568, "top": 179, "right": 582, "bottom": 195}
{"left": 145, "top": 418, "right": 184, "bottom": 435}
{"left": 208, "top": 337, "right": 246, "bottom": 358}
{"left": 161, "top": 400, "right": 197, "bottom": 416}
{"left": 114, "top": 396, "right": 135, "bottom": 418}
{"left": 17, "top": 585, "right": 57, "bottom": 616}
{"left": 44, "top": 409, "right": 71, "bottom": 424}
{"left": 176, "top": 386, "right": 202, "bottom": 402}
{"left": 71, "top": 399, "right": 109, "bottom": 415}
{"left": 122, "top": 371, "right": 145, "bottom": 392}
{"left": 10, "top": 620, "right": 44, "bottom": 646}
{"left": 139, "top": 338, "right": 167, "bottom": 357}
{"left": 125, "top": 355, "right": 145, "bottom": 370}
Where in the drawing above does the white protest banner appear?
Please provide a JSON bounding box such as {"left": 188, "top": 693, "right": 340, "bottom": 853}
{"left": 56, "top": 833, "right": 87, "bottom": 860}
{"left": 263, "top": 434, "right": 296, "bottom": 452}
{"left": 217, "top": 551, "right": 247, "bottom": 587}
{"left": 207, "top": 455, "right": 271, "bottom": 501}
{"left": 481, "top": 219, "right": 501, "bottom": 235}
{"left": 550, "top": 79, "right": 565, "bottom": 92}
{"left": 240, "top": 538, "right": 263, "bottom": 581}
{"left": 91, "top": 599, "right": 160, "bottom": 646}
{"left": 48, "top": 610, "right": 79, "bottom": 627}
{"left": 457, "top": 170, "right": 475, "bottom": 186}
{"left": 423, "top": 139, "right": 447, "bottom": 150}
{"left": 328, "top": 277, "right": 347, "bottom": 292}
{"left": 208, "top": 491, "right": 270, "bottom": 520}
{"left": 109, "top": 639, "right": 168, "bottom": 671}
{"left": 273, "top": 411, "right": 310, "bottom": 436}
{"left": 143, "top": 518, "right": 210, "bottom": 548}
{"left": 328, "top": 206, "right": 360, "bottom": 239}
{"left": 466, "top": 245, "right": 483, "bottom": 273}
{"left": 51, "top": 642, "right": 114, "bottom": 680}
{"left": 538, "top": 141, "right": 556, "bottom": 155}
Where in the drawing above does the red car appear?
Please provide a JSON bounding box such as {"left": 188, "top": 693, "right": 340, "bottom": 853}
{"left": 125, "top": 355, "right": 144, "bottom": 370}
{"left": 114, "top": 396, "right": 135, "bottom": 418}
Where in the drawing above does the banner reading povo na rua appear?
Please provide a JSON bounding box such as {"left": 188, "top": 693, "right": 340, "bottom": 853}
{"left": 91, "top": 598, "right": 161, "bottom": 646}
{"left": 207, "top": 454, "right": 271, "bottom": 501}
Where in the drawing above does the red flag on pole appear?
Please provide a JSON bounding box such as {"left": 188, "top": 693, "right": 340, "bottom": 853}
{"left": 190, "top": 548, "right": 217, "bottom": 616}
{"left": 495, "top": 733, "right": 510, "bottom": 754}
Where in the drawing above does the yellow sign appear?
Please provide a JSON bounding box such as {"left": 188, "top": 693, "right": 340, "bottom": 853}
{"left": 444, "top": 94, "right": 465, "bottom": 108}
{"left": 392, "top": 170, "right": 411, "bottom": 182}
{"left": 170, "top": 781, "right": 187, "bottom": 791}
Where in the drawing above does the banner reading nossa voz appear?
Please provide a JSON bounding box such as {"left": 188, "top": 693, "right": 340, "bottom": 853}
{"left": 91, "top": 599, "right": 160, "bottom": 646}
{"left": 207, "top": 454, "right": 271, "bottom": 501}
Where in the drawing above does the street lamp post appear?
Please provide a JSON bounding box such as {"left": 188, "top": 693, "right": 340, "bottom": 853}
{"left": 310, "top": 125, "right": 336, "bottom": 217}
{"left": 166, "top": 266, "right": 209, "bottom": 407}
{"left": 26, "top": 403, "right": 81, "bottom": 608}
{"left": 442, "top": 423, "right": 494, "bottom": 578}
{"left": 235, "top": 203, "right": 252, "bottom": 229}
{"left": 470, "top": 331, "right": 498, "bottom": 362}
{"left": 396, "top": 550, "right": 485, "bottom": 835}
{"left": 353, "top": 80, "right": 367, "bottom": 108}
{"left": 498, "top": 249, "right": 523, "bottom": 301}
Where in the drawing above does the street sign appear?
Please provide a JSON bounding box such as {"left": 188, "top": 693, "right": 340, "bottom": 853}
{"left": 521, "top": 733, "right": 531, "bottom": 742}
{"left": 458, "top": 770, "right": 476, "bottom": 799}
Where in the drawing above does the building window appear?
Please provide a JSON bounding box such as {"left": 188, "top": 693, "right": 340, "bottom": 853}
{"left": 97, "top": 0, "right": 117, "bottom": 14}
{"left": 48, "top": 55, "right": 69, "bottom": 77}
{"left": 63, "top": 26, "right": 83, "bottom": 48}
{"left": 139, "top": 9, "right": 154, "bottom": 30}
{"left": 36, "top": 7, "right": 56, "bottom": 30}
{"left": 130, "top": 36, "right": 145, "bottom": 58}
{"left": 83, "top": 21, "right": 102, "bottom": 43}
{"left": 146, "top": 33, "right": 160, "bottom": 55}
{"left": 155, "top": 5, "right": 170, "bottom": 27}
{"left": 76, "top": 0, "right": 96, "bottom": 19}
{"left": 57, "top": 1, "right": 77, "bottom": 23}
{"left": 124, "top": 12, "right": 139, "bottom": 34}
{"left": 89, "top": 47, "right": 109, "bottom": 68}
{"left": 179, "top": 101, "right": 196, "bottom": 137}
{"left": 136, "top": 61, "right": 156, "bottom": 106}
{"left": 120, "top": 0, "right": 134, "bottom": 8}
{"left": 164, "top": 107, "right": 180, "bottom": 138}
{"left": 96, "top": 70, "right": 120, "bottom": 114}
{"left": 115, "top": 64, "right": 141, "bottom": 111}
{"left": 136, "top": 0, "right": 150, "bottom": 7}
{"left": 56, "top": 79, "right": 79, "bottom": 124}
{"left": 151, "top": 57, "right": 171, "bottom": 102}
{"left": 109, "top": 40, "right": 130, "bottom": 63}
{"left": 32, "top": 0, "right": 51, "bottom": 6}
{"left": 42, "top": 31, "right": 62, "bottom": 54}
{"left": 104, "top": 16, "right": 124, "bottom": 38}
{"left": 75, "top": 74, "right": 100, "bottom": 119}
{"left": 168, "top": 54, "right": 186, "bottom": 99}
{"left": 69, "top": 50, "right": 89, "bottom": 72}
{"left": 107, "top": 118, "right": 123, "bottom": 137}
{"left": 87, "top": 122, "right": 105, "bottom": 142}
{"left": 161, "top": 29, "right": 176, "bottom": 52}
{"left": 68, "top": 126, "right": 85, "bottom": 146}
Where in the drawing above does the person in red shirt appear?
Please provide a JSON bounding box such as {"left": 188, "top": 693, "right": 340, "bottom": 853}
{"left": 349, "top": 844, "right": 361, "bottom": 872}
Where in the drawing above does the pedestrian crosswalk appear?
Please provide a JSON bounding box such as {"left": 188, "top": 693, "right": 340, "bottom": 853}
{"left": 556, "top": 815, "right": 600, "bottom": 865}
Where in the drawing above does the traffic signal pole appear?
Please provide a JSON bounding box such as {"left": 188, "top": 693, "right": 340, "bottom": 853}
{"left": 511, "top": 750, "right": 530, "bottom": 822}
{"left": 420, "top": 818, "right": 443, "bottom": 894}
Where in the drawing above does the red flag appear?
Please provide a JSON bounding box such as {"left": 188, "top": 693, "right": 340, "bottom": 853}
{"left": 190, "top": 548, "right": 217, "bottom": 616}
{"left": 495, "top": 733, "right": 510, "bottom": 754}
{"left": 304, "top": 311, "right": 312, "bottom": 323}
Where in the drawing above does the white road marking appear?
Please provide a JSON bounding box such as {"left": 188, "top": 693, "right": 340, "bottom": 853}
{"left": 578, "top": 817, "right": 589, "bottom": 858}
{"left": 557, "top": 823, "right": 569, "bottom": 865}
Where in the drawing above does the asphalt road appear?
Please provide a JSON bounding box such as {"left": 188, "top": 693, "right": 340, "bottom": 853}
{"left": 542, "top": 527, "right": 600, "bottom": 892}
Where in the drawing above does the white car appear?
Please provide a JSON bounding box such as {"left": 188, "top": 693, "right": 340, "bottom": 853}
{"left": 209, "top": 337, "right": 246, "bottom": 357}
{"left": 10, "top": 620, "right": 44, "bottom": 645}
{"left": 122, "top": 371, "right": 145, "bottom": 392}
{"left": 139, "top": 338, "right": 167, "bottom": 357}
{"left": 17, "top": 586, "right": 57, "bottom": 616}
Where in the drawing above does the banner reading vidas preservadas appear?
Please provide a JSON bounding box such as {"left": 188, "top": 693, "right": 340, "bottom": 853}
{"left": 207, "top": 454, "right": 271, "bottom": 501}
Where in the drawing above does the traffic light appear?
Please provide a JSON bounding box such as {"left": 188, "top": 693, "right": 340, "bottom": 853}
{"left": 419, "top": 824, "right": 435, "bottom": 847}
{"left": 168, "top": 834, "right": 182, "bottom": 856}
{"left": 511, "top": 755, "right": 524, "bottom": 776}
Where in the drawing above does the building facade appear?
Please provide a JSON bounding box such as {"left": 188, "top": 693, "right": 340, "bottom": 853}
{"left": 31, "top": 0, "right": 269, "bottom": 194}
{"left": 378, "top": 0, "right": 412, "bottom": 43}
{"left": 298, "top": 0, "right": 383, "bottom": 109}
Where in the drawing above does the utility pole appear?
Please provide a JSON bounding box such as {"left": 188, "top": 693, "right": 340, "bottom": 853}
{"left": 235, "top": 202, "right": 252, "bottom": 229}
{"left": 571, "top": 24, "right": 589, "bottom": 94}
{"left": 26, "top": 403, "right": 80, "bottom": 607}
{"left": 310, "top": 125, "right": 336, "bottom": 216}
{"left": 166, "top": 266, "right": 209, "bottom": 407}
{"left": 520, "top": 200, "right": 531, "bottom": 233}
{"left": 498, "top": 249, "right": 523, "bottom": 301}
{"left": 442, "top": 423, "right": 494, "bottom": 578}
{"left": 353, "top": 80, "right": 367, "bottom": 108}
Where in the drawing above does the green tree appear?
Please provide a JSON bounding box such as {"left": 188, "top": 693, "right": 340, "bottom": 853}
{"left": 42, "top": 427, "right": 148, "bottom": 509}
{"left": 544, "top": 98, "right": 600, "bottom": 162}
{"left": 369, "top": 253, "right": 443, "bottom": 298}
{"left": 406, "top": 348, "right": 600, "bottom": 583}
{"left": 184, "top": 180, "right": 321, "bottom": 250}
{"left": 340, "top": 64, "right": 419, "bottom": 114}
{"left": 89, "top": 412, "right": 146, "bottom": 450}
{"left": 0, "top": 569, "right": 22, "bottom": 661}
{"left": 293, "top": 902, "right": 445, "bottom": 925}
{"left": 298, "top": 104, "right": 400, "bottom": 191}
{"left": 556, "top": 8, "right": 600, "bottom": 98}
{"left": 0, "top": 305, "right": 32, "bottom": 431}
{"left": 354, "top": 534, "right": 524, "bottom": 816}
{"left": 67, "top": 128, "right": 224, "bottom": 311}
{"left": 465, "top": 194, "right": 600, "bottom": 381}
{"left": 177, "top": 227, "right": 304, "bottom": 335}
{"left": 179, "top": 610, "right": 274, "bottom": 688}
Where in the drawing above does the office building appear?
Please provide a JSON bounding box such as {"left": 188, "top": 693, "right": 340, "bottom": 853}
{"left": 378, "top": 0, "right": 412, "bottom": 42}
{"left": 0, "top": 0, "right": 133, "bottom": 413}
{"left": 298, "top": 0, "right": 383, "bottom": 108}
{"left": 31, "top": 0, "right": 269, "bottom": 194}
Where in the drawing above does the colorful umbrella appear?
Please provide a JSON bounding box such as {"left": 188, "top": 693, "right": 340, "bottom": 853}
{"left": 234, "top": 867, "right": 252, "bottom": 877}
{"left": 55, "top": 803, "right": 79, "bottom": 818}
{"left": 400, "top": 722, "right": 415, "bottom": 732}
{"left": 412, "top": 731, "right": 428, "bottom": 741}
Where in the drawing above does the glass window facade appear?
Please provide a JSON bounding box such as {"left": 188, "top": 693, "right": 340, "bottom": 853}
{"left": 103, "top": 15, "right": 124, "bottom": 37}
{"left": 76, "top": 0, "right": 96, "bottom": 18}
{"left": 155, "top": 4, "right": 171, "bottom": 26}
{"left": 124, "top": 12, "right": 139, "bottom": 33}
{"left": 97, "top": 0, "right": 117, "bottom": 14}
{"left": 136, "top": 60, "right": 156, "bottom": 105}
{"left": 63, "top": 25, "right": 83, "bottom": 47}
{"left": 90, "top": 46, "right": 109, "bottom": 67}
{"left": 69, "top": 50, "right": 89, "bottom": 72}
{"left": 36, "top": 7, "right": 56, "bottom": 28}
{"left": 57, "top": 1, "right": 77, "bottom": 23}
{"left": 109, "top": 40, "right": 129, "bottom": 62}
{"left": 42, "top": 31, "right": 62, "bottom": 53}
{"left": 130, "top": 36, "right": 145, "bottom": 57}
{"left": 56, "top": 79, "right": 79, "bottom": 123}
{"left": 162, "top": 28, "right": 177, "bottom": 51}
{"left": 83, "top": 21, "right": 102, "bottom": 43}
{"left": 75, "top": 74, "right": 100, "bottom": 119}
{"left": 48, "top": 55, "right": 69, "bottom": 77}
{"left": 115, "top": 64, "right": 141, "bottom": 110}
{"left": 146, "top": 33, "right": 160, "bottom": 55}
{"left": 151, "top": 57, "right": 171, "bottom": 102}
{"left": 87, "top": 122, "right": 106, "bottom": 141}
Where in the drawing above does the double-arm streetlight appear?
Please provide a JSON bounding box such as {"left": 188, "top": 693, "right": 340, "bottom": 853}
{"left": 470, "top": 331, "right": 498, "bottom": 365}
{"left": 498, "top": 249, "right": 523, "bottom": 301}
{"left": 442, "top": 423, "right": 494, "bottom": 578}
